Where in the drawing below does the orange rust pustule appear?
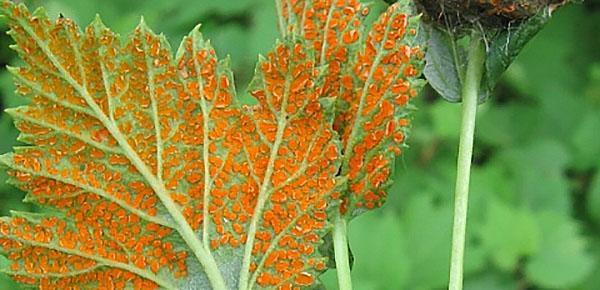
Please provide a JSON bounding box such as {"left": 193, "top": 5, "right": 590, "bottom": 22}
{"left": 280, "top": 0, "right": 365, "bottom": 101}
{"left": 278, "top": 1, "right": 425, "bottom": 215}
{"left": 338, "top": 3, "right": 424, "bottom": 213}
{"left": 170, "top": 27, "right": 243, "bottom": 237}
{"left": 242, "top": 41, "right": 338, "bottom": 289}
{"left": 0, "top": 1, "right": 193, "bottom": 288}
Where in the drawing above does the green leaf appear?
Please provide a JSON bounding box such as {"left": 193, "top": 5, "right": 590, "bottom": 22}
{"left": 499, "top": 140, "right": 571, "bottom": 213}
{"left": 348, "top": 212, "right": 408, "bottom": 290}
{"left": 402, "top": 194, "right": 452, "bottom": 289}
{"left": 423, "top": 25, "right": 463, "bottom": 103}
{"left": 423, "top": 5, "right": 561, "bottom": 103}
{"left": 477, "top": 198, "right": 540, "bottom": 271}
{"left": 477, "top": 103, "right": 539, "bottom": 147}
{"left": 464, "top": 272, "right": 518, "bottom": 290}
{"left": 429, "top": 100, "right": 461, "bottom": 139}
{"left": 481, "top": 9, "right": 554, "bottom": 98}
{"left": 525, "top": 212, "right": 595, "bottom": 288}
{"left": 571, "top": 113, "right": 600, "bottom": 169}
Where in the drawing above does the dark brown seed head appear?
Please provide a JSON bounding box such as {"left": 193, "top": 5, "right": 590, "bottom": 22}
{"left": 414, "top": 0, "right": 570, "bottom": 33}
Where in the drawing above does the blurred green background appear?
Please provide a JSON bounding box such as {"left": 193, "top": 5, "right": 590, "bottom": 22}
{"left": 0, "top": 0, "right": 598, "bottom": 289}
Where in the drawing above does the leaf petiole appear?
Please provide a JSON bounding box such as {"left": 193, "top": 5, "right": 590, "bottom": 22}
{"left": 333, "top": 215, "right": 353, "bottom": 290}
{"left": 448, "top": 33, "right": 485, "bottom": 290}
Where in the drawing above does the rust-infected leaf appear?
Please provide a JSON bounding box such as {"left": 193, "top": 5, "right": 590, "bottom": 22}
{"left": 0, "top": 3, "right": 188, "bottom": 288}
{"left": 0, "top": 0, "right": 426, "bottom": 289}
{"left": 238, "top": 40, "right": 341, "bottom": 289}
{"left": 279, "top": 0, "right": 426, "bottom": 216}
{"left": 0, "top": 1, "right": 343, "bottom": 289}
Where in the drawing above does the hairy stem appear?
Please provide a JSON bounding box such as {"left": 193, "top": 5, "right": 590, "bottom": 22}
{"left": 448, "top": 34, "right": 485, "bottom": 290}
{"left": 333, "top": 216, "right": 353, "bottom": 290}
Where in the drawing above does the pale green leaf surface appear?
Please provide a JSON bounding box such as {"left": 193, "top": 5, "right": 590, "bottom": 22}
{"left": 477, "top": 198, "right": 540, "bottom": 271}
{"left": 525, "top": 212, "right": 595, "bottom": 289}
{"left": 402, "top": 194, "right": 452, "bottom": 289}
{"left": 499, "top": 140, "right": 571, "bottom": 213}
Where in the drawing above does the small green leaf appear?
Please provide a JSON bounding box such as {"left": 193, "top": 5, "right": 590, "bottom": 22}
{"left": 500, "top": 140, "right": 571, "bottom": 213}
{"left": 482, "top": 9, "right": 554, "bottom": 98}
{"left": 349, "top": 212, "right": 408, "bottom": 290}
{"left": 478, "top": 198, "right": 540, "bottom": 271}
{"left": 423, "top": 5, "right": 563, "bottom": 103}
{"left": 423, "top": 25, "right": 464, "bottom": 103}
{"left": 525, "top": 212, "right": 595, "bottom": 288}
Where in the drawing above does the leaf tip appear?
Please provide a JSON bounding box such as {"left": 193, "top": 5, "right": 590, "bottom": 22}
{"left": 3, "top": 107, "right": 17, "bottom": 117}
{"left": 4, "top": 65, "right": 17, "bottom": 74}
{"left": 91, "top": 13, "right": 106, "bottom": 29}
{"left": 136, "top": 15, "right": 152, "bottom": 33}
{"left": 0, "top": 153, "right": 10, "bottom": 168}
{"left": 192, "top": 23, "right": 202, "bottom": 33}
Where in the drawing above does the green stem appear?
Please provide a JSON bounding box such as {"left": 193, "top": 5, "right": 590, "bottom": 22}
{"left": 333, "top": 215, "right": 353, "bottom": 290}
{"left": 448, "top": 34, "right": 485, "bottom": 290}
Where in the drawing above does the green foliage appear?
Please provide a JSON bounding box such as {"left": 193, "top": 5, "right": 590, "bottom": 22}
{"left": 525, "top": 212, "right": 595, "bottom": 288}
{"left": 478, "top": 198, "right": 539, "bottom": 271}
{"left": 422, "top": 28, "right": 463, "bottom": 103}
{"left": 423, "top": 1, "right": 566, "bottom": 103}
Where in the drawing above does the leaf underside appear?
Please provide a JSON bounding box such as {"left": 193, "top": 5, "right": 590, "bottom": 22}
{"left": 0, "top": 0, "right": 425, "bottom": 289}
{"left": 278, "top": 0, "right": 425, "bottom": 217}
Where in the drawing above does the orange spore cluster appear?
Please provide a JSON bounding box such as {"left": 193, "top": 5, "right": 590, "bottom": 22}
{"left": 113, "top": 25, "right": 177, "bottom": 174}
{"left": 281, "top": 0, "right": 365, "bottom": 103}
{"left": 0, "top": 218, "right": 167, "bottom": 289}
{"left": 0, "top": 242, "right": 157, "bottom": 289}
{"left": 0, "top": 2, "right": 190, "bottom": 287}
{"left": 339, "top": 4, "right": 423, "bottom": 212}
{"left": 167, "top": 32, "right": 242, "bottom": 235}
{"left": 280, "top": 1, "right": 424, "bottom": 214}
{"left": 240, "top": 41, "right": 338, "bottom": 289}
{"left": 0, "top": 172, "right": 187, "bottom": 277}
